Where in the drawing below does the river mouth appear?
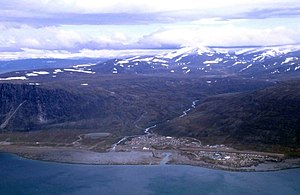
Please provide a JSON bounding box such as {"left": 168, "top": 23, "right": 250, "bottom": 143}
{"left": 160, "top": 152, "right": 172, "bottom": 165}
{"left": 1, "top": 99, "right": 299, "bottom": 172}
{"left": 1, "top": 143, "right": 300, "bottom": 172}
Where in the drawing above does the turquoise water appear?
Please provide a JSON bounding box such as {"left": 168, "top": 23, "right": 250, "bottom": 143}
{"left": 0, "top": 153, "right": 300, "bottom": 195}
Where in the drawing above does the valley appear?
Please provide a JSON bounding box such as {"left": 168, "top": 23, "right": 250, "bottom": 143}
{"left": 0, "top": 46, "right": 299, "bottom": 171}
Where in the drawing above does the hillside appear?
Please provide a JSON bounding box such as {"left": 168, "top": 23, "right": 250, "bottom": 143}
{"left": 0, "top": 83, "right": 106, "bottom": 131}
{"left": 0, "top": 76, "right": 272, "bottom": 135}
{"left": 157, "top": 79, "right": 300, "bottom": 152}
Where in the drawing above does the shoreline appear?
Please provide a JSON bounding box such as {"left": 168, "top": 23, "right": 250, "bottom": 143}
{"left": 1, "top": 145, "right": 299, "bottom": 172}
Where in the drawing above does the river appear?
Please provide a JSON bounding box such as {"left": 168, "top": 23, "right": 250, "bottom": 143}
{"left": 112, "top": 99, "right": 199, "bottom": 150}
{"left": 1, "top": 153, "right": 299, "bottom": 195}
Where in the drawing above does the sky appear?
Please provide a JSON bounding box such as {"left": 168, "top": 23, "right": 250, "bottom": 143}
{"left": 0, "top": 0, "right": 299, "bottom": 59}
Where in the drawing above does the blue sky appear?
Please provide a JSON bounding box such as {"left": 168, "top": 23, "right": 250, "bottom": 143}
{"left": 0, "top": 0, "right": 299, "bottom": 59}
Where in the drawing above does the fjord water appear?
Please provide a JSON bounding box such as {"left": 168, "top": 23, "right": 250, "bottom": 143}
{"left": 0, "top": 153, "right": 299, "bottom": 195}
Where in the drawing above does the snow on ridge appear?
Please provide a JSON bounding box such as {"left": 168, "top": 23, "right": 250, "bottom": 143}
{"left": 64, "top": 68, "right": 95, "bottom": 74}
{"left": 152, "top": 58, "right": 168, "bottom": 63}
{"left": 73, "top": 63, "right": 95, "bottom": 68}
{"left": 157, "top": 47, "right": 194, "bottom": 59}
{"left": 53, "top": 69, "right": 63, "bottom": 74}
{"left": 282, "top": 57, "right": 297, "bottom": 64}
{"left": 132, "top": 57, "right": 154, "bottom": 62}
{"left": 203, "top": 58, "right": 223, "bottom": 64}
{"left": 0, "top": 76, "right": 27, "bottom": 81}
{"left": 125, "top": 56, "right": 140, "bottom": 61}
{"left": 32, "top": 71, "right": 50, "bottom": 75}
{"left": 175, "top": 54, "right": 188, "bottom": 62}
{"left": 262, "top": 49, "right": 281, "bottom": 57}
{"left": 232, "top": 48, "right": 257, "bottom": 55}
{"left": 116, "top": 60, "right": 129, "bottom": 65}
{"left": 157, "top": 46, "right": 214, "bottom": 59}
{"left": 116, "top": 56, "right": 158, "bottom": 65}
{"left": 26, "top": 73, "right": 39, "bottom": 77}
{"left": 214, "top": 45, "right": 300, "bottom": 56}
{"left": 24, "top": 71, "right": 50, "bottom": 77}
{"left": 252, "top": 55, "right": 263, "bottom": 61}
{"left": 195, "top": 46, "right": 216, "bottom": 55}
{"left": 239, "top": 64, "right": 253, "bottom": 72}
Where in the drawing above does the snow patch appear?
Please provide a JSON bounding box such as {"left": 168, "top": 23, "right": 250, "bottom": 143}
{"left": 174, "top": 54, "right": 188, "bottom": 62}
{"left": 203, "top": 58, "right": 223, "bottom": 64}
{"left": 271, "top": 69, "right": 280, "bottom": 74}
{"left": 0, "top": 76, "right": 27, "bottom": 81}
{"left": 116, "top": 60, "right": 129, "bottom": 64}
{"left": 239, "top": 64, "right": 253, "bottom": 72}
{"left": 53, "top": 69, "right": 63, "bottom": 74}
{"left": 184, "top": 69, "right": 191, "bottom": 74}
{"left": 28, "top": 83, "right": 40, "bottom": 86}
{"left": 64, "top": 69, "right": 95, "bottom": 74}
{"left": 232, "top": 61, "right": 242, "bottom": 66}
{"left": 282, "top": 57, "right": 297, "bottom": 65}
{"left": 26, "top": 73, "right": 39, "bottom": 77}
{"left": 152, "top": 58, "right": 168, "bottom": 63}
{"left": 73, "top": 63, "right": 95, "bottom": 68}
{"left": 32, "top": 71, "right": 50, "bottom": 75}
{"left": 132, "top": 57, "right": 153, "bottom": 62}
{"left": 112, "top": 67, "right": 118, "bottom": 74}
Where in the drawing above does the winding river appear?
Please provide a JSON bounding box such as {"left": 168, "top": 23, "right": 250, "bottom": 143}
{"left": 111, "top": 99, "right": 199, "bottom": 150}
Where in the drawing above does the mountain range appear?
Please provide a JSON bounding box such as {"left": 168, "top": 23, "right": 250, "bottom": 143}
{"left": 0, "top": 45, "right": 299, "bottom": 155}
{"left": 0, "top": 45, "right": 300, "bottom": 82}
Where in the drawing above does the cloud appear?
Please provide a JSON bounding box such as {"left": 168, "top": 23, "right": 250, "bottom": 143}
{"left": 0, "top": 0, "right": 299, "bottom": 58}
{"left": 0, "top": 13, "right": 167, "bottom": 26}
{"left": 1, "top": 23, "right": 300, "bottom": 56}
{"left": 139, "top": 26, "right": 300, "bottom": 47}
{"left": 0, "top": 25, "right": 133, "bottom": 51}
{"left": 1, "top": 0, "right": 299, "bottom": 25}
{"left": 226, "top": 7, "right": 300, "bottom": 20}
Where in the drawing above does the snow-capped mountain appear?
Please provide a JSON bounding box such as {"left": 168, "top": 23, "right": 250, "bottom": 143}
{"left": 0, "top": 45, "right": 300, "bottom": 82}
{"left": 92, "top": 45, "right": 300, "bottom": 76}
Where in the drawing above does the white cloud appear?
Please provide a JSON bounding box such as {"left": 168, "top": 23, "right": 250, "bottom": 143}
{"left": 0, "top": 0, "right": 299, "bottom": 58}
{"left": 0, "top": 24, "right": 133, "bottom": 50}
{"left": 139, "top": 25, "right": 300, "bottom": 47}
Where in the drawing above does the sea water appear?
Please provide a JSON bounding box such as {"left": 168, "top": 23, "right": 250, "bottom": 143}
{"left": 0, "top": 153, "right": 299, "bottom": 195}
